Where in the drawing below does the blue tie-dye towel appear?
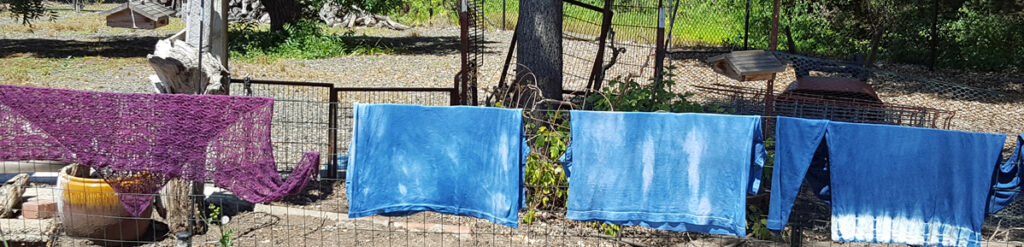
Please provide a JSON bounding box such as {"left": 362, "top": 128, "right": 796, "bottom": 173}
{"left": 345, "top": 104, "right": 527, "bottom": 228}
{"left": 988, "top": 134, "right": 1024, "bottom": 214}
{"left": 768, "top": 117, "right": 1006, "bottom": 246}
{"left": 562, "top": 111, "right": 765, "bottom": 236}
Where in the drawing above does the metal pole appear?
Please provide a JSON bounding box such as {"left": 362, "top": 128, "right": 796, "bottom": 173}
{"left": 586, "top": 0, "right": 614, "bottom": 91}
{"left": 458, "top": 0, "right": 470, "bottom": 105}
{"left": 498, "top": 25, "right": 519, "bottom": 89}
{"left": 648, "top": 0, "right": 667, "bottom": 112}
{"left": 502, "top": 0, "right": 506, "bottom": 30}
{"left": 196, "top": 0, "right": 206, "bottom": 95}
{"left": 665, "top": 0, "right": 680, "bottom": 51}
{"left": 327, "top": 88, "right": 338, "bottom": 178}
{"left": 744, "top": 0, "right": 751, "bottom": 49}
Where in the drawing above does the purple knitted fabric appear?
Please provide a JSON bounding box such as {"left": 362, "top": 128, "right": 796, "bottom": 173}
{"left": 0, "top": 85, "right": 320, "bottom": 216}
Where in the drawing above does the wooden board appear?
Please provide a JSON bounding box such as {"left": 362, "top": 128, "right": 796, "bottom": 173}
{"left": 706, "top": 50, "right": 786, "bottom": 82}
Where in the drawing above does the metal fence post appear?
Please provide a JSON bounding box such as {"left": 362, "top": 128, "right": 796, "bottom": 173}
{"left": 648, "top": 0, "right": 667, "bottom": 111}
{"left": 327, "top": 88, "right": 338, "bottom": 178}
{"left": 585, "top": 0, "right": 614, "bottom": 91}
{"left": 502, "top": 0, "right": 506, "bottom": 30}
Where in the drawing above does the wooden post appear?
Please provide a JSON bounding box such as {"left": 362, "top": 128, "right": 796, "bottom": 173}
{"left": 185, "top": 0, "right": 229, "bottom": 68}
{"left": 162, "top": 0, "right": 230, "bottom": 239}
{"left": 769, "top": 0, "right": 781, "bottom": 51}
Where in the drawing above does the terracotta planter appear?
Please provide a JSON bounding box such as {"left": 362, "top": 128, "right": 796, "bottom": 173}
{"left": 56, "top": 166, "right": 153, "bottom": 242}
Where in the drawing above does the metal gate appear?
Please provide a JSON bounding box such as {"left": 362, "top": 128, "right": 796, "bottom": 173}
{"left": 229, "top": 78, "right": 459, "bottom": 179}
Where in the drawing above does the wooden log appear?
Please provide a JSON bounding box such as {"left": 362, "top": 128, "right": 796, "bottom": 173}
{"left": 0, "top": 173, "right": 31, "bottom": 218}
{"left": 148, "top": 39, "right": 229, "bottom": 95}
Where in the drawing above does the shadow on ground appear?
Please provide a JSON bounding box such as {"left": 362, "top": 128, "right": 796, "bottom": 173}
{"left": 0, "top": 36, "right": 160, "bottom": 58}
{"left": 344, "top": 35, "right": 501, "bottom": 56}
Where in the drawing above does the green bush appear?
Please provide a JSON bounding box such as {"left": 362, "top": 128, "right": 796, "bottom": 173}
{"left": 228, "top": 21, "right": 391, "bottom": 61}
{"left": 586, "top": 65, "right": 732, "bottom": 113}
{"left": 731, "top": 0, "right": 1022, "bottom": 71}
{"left": 521, "top": 111, "right": 570, "bottom": 225}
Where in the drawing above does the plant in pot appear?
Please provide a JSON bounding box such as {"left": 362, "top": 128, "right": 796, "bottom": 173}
{"left": 56, "top": 164, "right": 154, "bottom": 243}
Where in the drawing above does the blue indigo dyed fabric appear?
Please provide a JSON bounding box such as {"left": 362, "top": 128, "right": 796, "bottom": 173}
{"left": 769, "top": 117, "right": 1006, "bottom": 246}
{"left": 988, "top": 134, "right": 1024, "bottom": 214}
{"left": 562, "top": 111, "right": 765, "bottom": 236}
{"left": 345, "top": 104, "right": 527, "bottom": 228}
{"left": 766, "top": 117, "right": 829, "bottom": 231}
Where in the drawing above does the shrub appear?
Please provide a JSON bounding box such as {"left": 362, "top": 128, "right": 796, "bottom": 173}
{"left": 228, "top": 21, "right": 391, "bottom": 61}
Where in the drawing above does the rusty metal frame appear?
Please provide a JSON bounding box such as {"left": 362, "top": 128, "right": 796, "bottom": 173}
{"left": 693, "top": 83, "right": 956, "bottom": 129}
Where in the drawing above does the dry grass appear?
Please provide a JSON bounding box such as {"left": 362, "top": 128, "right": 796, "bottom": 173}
{"left": 0, "top": 56, "right": 147, "bottom": 87}
{"left": 0, "top": 4, "right": 184, "bottom": 35}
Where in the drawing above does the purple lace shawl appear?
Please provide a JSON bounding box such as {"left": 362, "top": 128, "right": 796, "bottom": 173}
{"left": 0, "top": 85, "right": 320, "bottom": 216}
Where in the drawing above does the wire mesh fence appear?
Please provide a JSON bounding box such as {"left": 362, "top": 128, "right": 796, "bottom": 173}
{"left": 1, "top": 79, "right": 1022, "bottom": 246}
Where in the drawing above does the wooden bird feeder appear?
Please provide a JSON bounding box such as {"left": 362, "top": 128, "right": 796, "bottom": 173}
{"left": 706, "top": 50, "right": 786, "bottom": 82}
{"left": 707, "top": 50, "right": 787, "bottom": 117}
{"left": 100, "top": 2, "right": 175, "bottom": 29}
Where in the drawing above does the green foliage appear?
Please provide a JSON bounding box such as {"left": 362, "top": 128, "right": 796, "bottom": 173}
{"left": 748, "top": 137, "right": 775, "bottom": 240}
{"left": 940, "top": 0, "right": 1024, "bottom": 71}
{"left": 522, "top": 209, "right": 536, "bottom": 224}
{"left": 746, "top": 205, "right": 773, "bottom": 240}
{"left": 519, "top": 110, "right": 571, "bottom": 227}
{"left": 390, "top": 0, "right": 452, "bottom": 25}
{"left": 1, "top": 225, "right": 8, "bottom": 247}
{"left": 4, "top": 0, "right": 48, "bottom": 26}
{"left": 523, "top": 111, "right": 570, "bottom": 211}
{"left": 592, "top": 222, "right": 620, "bottom": 237}
{"left": 732, "top": 0, "right": 1023, "bottom": 71}
{"left": 586, "top": 65, "right": 733, "bottom": 113}
{"left": 201, "top": 204, "right": 235, "bottom": 247}
{"left": 228, "top": 21, "right": 391, "bottom": 61}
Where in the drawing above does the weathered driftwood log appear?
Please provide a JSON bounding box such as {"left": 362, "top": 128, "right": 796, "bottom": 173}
{"left": 147, "top": 37, "right": 229, "bottom": 95}
{"left": 0, "top": 173, "right": 31, "bottom": 218}
{"left": 320, "top": 4, "right": 409, "bottom": 30}
{"left": 147, "top": 31, "right": 227, "bottom": 238}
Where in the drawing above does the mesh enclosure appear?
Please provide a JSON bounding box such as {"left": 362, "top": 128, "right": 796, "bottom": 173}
{"left": 0, "top": 84, "right": 320, "bottom": 217}
{"left": 229, "top": 81, "right": 333, "bottom": 173}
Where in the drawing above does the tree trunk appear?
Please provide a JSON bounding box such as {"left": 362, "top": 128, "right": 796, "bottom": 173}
{"left": 260, "top": 0, "right": 298, "bottom": 31}
{"left": 516, "top": 0, "right": 563, "bottom": 103}
{"left": 784, "top": 26, "right": 797, "bottom": 53}
{"left": 866, "top": 28, "right": 883, "bottom": 67}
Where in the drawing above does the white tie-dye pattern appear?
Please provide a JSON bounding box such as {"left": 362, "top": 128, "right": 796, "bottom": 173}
{"left": 833, "top": 213, "right": 976, "bottom": 247}
{"left": 499, "top": 134, "right": 510, "bottom": 171}
{"left": 592, "top": 114, "right": 626, "bottom": 144}
{"left": 696, "top": 196, "right": 712, "bottom": 215}
{"left": 491, "top": 193, "right": 508, "bottom": 213}
{"left": 682, "top": 128, "right": 705, "bottom": 207}
{"left": 398, "top": 184, "right": 407, "bottom": 196}
{"left": 641, "top": 136, "right": 655, "bottom": 196}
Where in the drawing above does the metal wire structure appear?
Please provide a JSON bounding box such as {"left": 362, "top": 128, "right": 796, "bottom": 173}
{"left": 455, "top": 0, "right": 485, "bottom": 106}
